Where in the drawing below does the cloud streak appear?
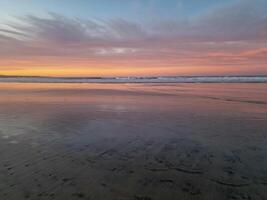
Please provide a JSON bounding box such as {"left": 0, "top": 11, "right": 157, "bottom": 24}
{"left": 0, "top": 0, "right": 267, "bottom": 76}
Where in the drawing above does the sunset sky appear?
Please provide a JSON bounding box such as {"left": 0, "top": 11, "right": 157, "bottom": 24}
{"left": 0, "top": 0, "right": 267, "bottom": 77}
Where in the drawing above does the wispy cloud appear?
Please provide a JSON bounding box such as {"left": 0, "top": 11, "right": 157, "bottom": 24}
{"left": 0, "top": 0, "right": 266, "bottom": 75}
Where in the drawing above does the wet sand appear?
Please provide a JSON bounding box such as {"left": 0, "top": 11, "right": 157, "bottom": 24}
{"left": 0, "top": 83, "right": 267, "bottom": 200}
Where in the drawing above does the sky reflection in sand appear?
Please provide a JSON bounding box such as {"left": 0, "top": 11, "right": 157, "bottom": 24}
{"left": 0, "top": 83, "right": 267, "bottom": 200}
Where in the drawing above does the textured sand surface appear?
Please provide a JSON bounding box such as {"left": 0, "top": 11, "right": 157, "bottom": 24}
{"left": 0, "top": 83, "right": 267, "bottom": 200}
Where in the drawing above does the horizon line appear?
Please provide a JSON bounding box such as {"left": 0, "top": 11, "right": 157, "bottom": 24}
{"left": 1, "top": 75, "right": 267, "bottom": 79}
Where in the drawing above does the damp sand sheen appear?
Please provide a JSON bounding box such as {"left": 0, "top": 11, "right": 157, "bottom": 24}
{"left": 0, "top": 83, "right": 267, "bottom": 200}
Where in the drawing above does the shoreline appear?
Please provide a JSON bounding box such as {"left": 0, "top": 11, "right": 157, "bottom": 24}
{"left": 1, "top": 76, "right": 267, "bottom": 83}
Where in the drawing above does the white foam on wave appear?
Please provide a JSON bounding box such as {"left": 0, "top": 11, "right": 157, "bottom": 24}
{"left": 0, "top": 76, "right": 267, "bottom": 83}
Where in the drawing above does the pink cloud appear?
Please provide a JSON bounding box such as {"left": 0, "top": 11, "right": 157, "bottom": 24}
{"left": 0, "top": 0, "right": 267, "bottom": 75}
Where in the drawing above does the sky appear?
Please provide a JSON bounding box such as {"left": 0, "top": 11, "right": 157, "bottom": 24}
{"left": 0, "top": 0, "right": 266, "bottom": 77}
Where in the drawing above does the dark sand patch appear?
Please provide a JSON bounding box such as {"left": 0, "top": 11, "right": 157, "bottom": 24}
{"left": 0, "top": 83, "right": 267, "bottom": 200}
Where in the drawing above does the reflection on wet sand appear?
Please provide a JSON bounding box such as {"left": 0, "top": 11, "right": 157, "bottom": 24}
{"left": 0, "top": 83, "right": 267, "bottom": 200}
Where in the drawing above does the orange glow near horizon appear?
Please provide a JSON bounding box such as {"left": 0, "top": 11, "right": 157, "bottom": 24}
{"left": 0, "top": 65, "right": 256, "bottom": 77}
{"left": 1, "top": 44, "right": 267, "bottom": 77}
{"left": 1, "top": 63, "right": 266, "bottom": 77}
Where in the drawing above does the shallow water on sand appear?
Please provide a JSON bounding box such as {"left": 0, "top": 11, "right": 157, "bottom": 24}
{"left": 0, "top": 83, "right": 267, "bottom": 200}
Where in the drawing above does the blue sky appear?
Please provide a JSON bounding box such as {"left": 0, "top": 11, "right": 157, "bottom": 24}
{"left": 0, "top": 0, "right": 235, "bottom": 22}
{"left": 0, "top": 0, "right": 266, "bottom": 76}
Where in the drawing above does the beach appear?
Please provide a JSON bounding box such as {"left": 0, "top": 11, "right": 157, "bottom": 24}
{"left": 0, "top": 83, "right": 267, "bottom": 200}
